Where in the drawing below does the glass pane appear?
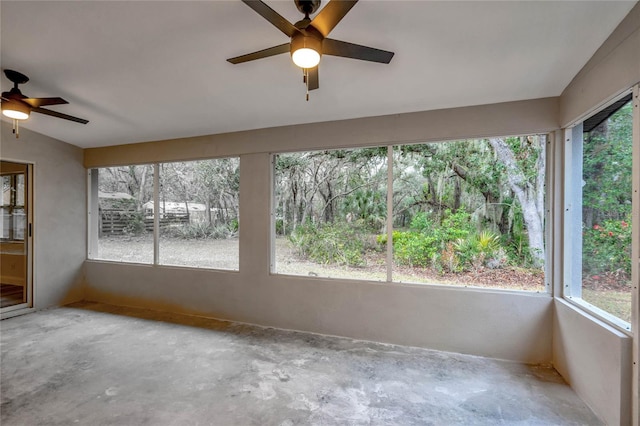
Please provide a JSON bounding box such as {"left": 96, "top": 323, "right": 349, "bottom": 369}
{"left": 1, "top": 162, "right": 28, "bottom": 308}
{"left": 2, "top": 175, "right": 11, "bottom": 205}
{"left": 581, "top": 100, "right": 632, "bottom": 324}
{"left": 12, "top": 208, "right": 25, "bottom": 240}
{"left": 1, "top": 207, "right": 9, "bottom": 239}
{"left": 158, "top": 159, "right": 239, "bottom": 270}
{"left": 96, "top": 165, "right": 154, "bottom": 264}
{"left": 392, "top": 138, "right": 546, "bottom": 292}
{"left": 15, "top": 174, "right": 24, "bottom": 206}
{"left": 274, "top": 148, "right": 387, "bottom": 281}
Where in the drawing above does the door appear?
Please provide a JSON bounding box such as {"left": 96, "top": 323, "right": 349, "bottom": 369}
{"left": 1, "top": 161, "right": 32, "bottom": 312}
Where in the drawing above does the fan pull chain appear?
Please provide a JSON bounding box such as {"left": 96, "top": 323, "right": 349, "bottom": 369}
{"left": 12, "top": 119, "right": 20, "bottom": 139}
{"left": 305, "top": 68, "right": 310, "bottom": 102}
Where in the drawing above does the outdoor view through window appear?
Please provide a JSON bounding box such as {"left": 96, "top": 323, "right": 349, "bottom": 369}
{"left": 274, "top": 136, "right": 546, "bottom": 292}
{"left": 581, "top": 99, "right": 633, "bottom": 325}
{"left": 273, "top": 149, "right": 388, "bottom": 281}
{"left": 93, "top": 158, "right": 239, "bottom": 270}
{"left": 96, "top": 165, "right": 154, "bottom": 264}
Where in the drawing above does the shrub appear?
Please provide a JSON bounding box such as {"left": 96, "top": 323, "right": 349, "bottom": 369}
{"left": 451, "top": 230, "right": 504, "bottom": 272}
{"left": 409, "top": 212, "right": 433, "bottom": 231}
{"left": 290, "top": 222, "right": 366, "bottom": 267}
{"left": 391, "top": 231, "right": 439, "bottom": 268}
{"left": 122, "top": 212, "right": 146, "bottom": 235}
{"left": 582, "top": 217, "right": 631, "bottom": 276}
{"left": 163, "top": 222, "right": 233, "bottom": 239}
{"left": 389, "top": 209, "right": 474, "bottom": 269}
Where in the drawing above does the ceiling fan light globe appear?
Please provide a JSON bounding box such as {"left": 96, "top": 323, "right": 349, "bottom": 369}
{"left": 292, "top": 48, "right": 321, "bottom": 68}
{"left": 2, "top": 100, "right": 30, "bottom": 120}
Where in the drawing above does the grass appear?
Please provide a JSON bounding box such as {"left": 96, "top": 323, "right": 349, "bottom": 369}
{"left": 582, "top": 289, "right": 632, "bottom": 324}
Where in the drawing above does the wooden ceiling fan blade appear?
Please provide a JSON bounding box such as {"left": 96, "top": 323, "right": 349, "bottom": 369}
{"left": 308, "top": 66, "right": 319, "bottom": 90}
{"left": 311, "top": 0, "right": 358, "bottom": 37}
{"left": 23, "top": 97, "right": 68, "bottom": 108}
{"left": 32, "top": 107, "right": 89, "bottom": 124}
{"left": 323, "top": 38, "right": 394, "bottom": 63}
{"left": 227, "top": 43, "right": 290, "bottom": 64}
{"left": 241, "top": 0, "right": 301, "bottom": 38}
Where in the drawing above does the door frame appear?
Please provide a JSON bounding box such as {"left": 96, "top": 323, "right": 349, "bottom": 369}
{"left": 1, "top": 159, "right": 34, "bottom": 319}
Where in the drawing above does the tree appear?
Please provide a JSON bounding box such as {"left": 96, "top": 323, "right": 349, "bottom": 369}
{"left": 488, "top": 136, "right": 545, "bottom": 268}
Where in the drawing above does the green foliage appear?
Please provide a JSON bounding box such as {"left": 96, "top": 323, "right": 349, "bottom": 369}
{"left": 290, "top": 222, "right": 366, "bottom": 267}
{"left": 583, "top": 102, "right": 633, "bottom": 223}
{"left": 582, "top": 217, "right": 631, "bottom": 277}
{"left": 163, "top": 222, "right": 235, "bottom": 239}
{"left": 391, "top": 231, "right": 439, "bottom": 268}
{"left": 275, "top": 218, "right": 295, "bottom": 236}
{"left": 409, "top": 212, "right": 432, "bottom": 231}
{"left": 440, "top": 209, "right": 473, "bottom": 241}
{"left": 389, "top": 209, "right": 476, "bottom": 269}
{"left": 449, "top": 231, "right": 504, "bottom": 272}
{"left": 342, "top": 189, "right": 386, "bottom": 231}
{"left": 122, "top": 212, "right": 146, "bottom": 235}
{"left": 502, "top": 202, "right": 535, "bottom": 267}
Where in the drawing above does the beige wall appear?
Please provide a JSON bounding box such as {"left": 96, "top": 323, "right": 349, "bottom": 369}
{"left": 1, "top": 121, "right": 86, "bottom": 309}
{"left": 553, "top": 300, "right": 632, "bottom": 426}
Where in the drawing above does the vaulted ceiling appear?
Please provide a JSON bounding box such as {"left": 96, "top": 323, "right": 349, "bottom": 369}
{"left": 1, "top": 1, "right": 636, "bottom": 148}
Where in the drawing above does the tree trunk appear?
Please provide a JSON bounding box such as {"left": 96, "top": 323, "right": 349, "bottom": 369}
{"left": 488, "top": 137, "right": 545, "bottom": 268}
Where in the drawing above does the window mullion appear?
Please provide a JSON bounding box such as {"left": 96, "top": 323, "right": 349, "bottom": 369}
{"left": 153, "top": 163, "right": 159, "bottom": 265}
{"left": 386, "top": 146, "right": 393, "bottom": 283}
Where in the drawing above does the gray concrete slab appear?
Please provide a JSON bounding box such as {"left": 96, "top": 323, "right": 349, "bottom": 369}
{"left": 1, "top": 302, "right": 601, "bottom": 425}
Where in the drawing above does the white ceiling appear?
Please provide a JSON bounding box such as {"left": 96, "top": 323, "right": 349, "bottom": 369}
{"left": 1, "top": 0, "right": 636, "bottom": 149}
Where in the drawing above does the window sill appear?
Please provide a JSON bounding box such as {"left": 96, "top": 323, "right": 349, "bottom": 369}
{"left": 563, "top": 296, "right": 631, "bottom": 335}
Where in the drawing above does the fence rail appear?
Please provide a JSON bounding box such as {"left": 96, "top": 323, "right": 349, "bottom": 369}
{"left": 100, "top": 211, "right": 189, "bottom": 235}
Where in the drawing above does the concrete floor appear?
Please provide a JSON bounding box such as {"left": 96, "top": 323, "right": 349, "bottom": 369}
{"left": 1, "top": 302, "right": 601, "bottom": 425}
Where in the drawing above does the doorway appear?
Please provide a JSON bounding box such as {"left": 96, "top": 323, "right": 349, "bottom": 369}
{"left": 1, "top": 160, "right": 33, "bottom": 312}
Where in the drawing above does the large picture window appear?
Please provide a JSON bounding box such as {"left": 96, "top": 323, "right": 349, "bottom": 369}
{"left": 88, "top": 157, "right": 239, "bottom": 270}
{"left": 273, "top": 136, "right": 547, "bottom": 292}
{"left": 565, "top": 95, "right": 633, "bottom": 329}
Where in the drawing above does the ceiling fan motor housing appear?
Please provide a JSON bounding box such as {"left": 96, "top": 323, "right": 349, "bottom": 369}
{"left": 291, "top": 28, "right": 323, "bottom": 57}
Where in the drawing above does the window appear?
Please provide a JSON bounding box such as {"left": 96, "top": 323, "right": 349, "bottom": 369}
{"left": 158, "top": 159, "right": 239, "bottom": 270}
{"left": 273, "top": 136, "right": 547, "bottom": 292}
{"left": 1, "top": 172, "right": 26, "bottom": 241}
{"left": 565, "top": 95, "right": 633, "bottom": 329}
{"left": 89, "top": 158, "right": 239, "bottom": 270}
{"left": 93, "top": 165, "right": 155, "bottom": 264}
{"left": 273, "top": 148, "right": 388, "bottom": 281}
{"left": 392, "top": 137, "right": 546, "bottom": 292}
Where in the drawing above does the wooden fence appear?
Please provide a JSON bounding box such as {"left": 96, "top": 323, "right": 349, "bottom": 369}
{"left": 100, "top": 210, "right": 189, "bottom": 235}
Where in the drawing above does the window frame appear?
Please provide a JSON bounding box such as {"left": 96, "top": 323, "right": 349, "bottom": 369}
{"left": 562, "top": 89, "right": 636, "bottom": 334}
{"left": 87, "top": 157, "right": 240, "bottom": 272}
{"left": 270, "top": 135, "right": 552, "bottom": 295}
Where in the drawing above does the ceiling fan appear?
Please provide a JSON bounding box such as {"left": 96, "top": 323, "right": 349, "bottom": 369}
{"left": 1, "top": 69, "right": 88, "bottom": 138}
{"left": 227, "top": 0, "right": 394, "bottom": 100}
